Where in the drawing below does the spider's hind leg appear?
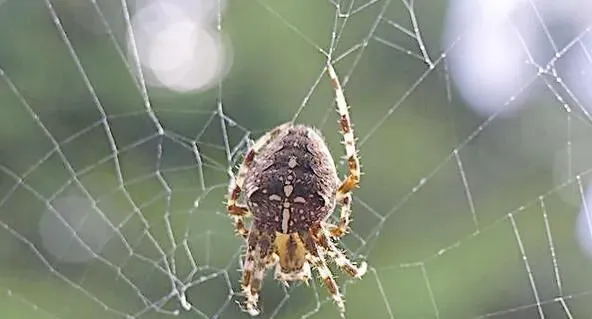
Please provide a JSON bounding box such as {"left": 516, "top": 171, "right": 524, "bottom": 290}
{"left": 327, "top": 192, "right": 353, "bottom": 238}
{"left": 230, "top": 208, "right": 251, "bottom": 239}
{"left": 326, "top": 63, "right": 361, "bottom": 196}
{"left": 325, "top": 63, "right": 360, "bottom": 238}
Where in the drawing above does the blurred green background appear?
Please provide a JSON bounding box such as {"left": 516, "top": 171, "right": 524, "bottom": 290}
{"left": 1, "top": 0, "right": 592, "bottom": 318}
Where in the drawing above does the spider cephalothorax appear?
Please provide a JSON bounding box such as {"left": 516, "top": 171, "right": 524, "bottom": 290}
{"left": 226, "top": 63, "right": 366, "bottom": 318}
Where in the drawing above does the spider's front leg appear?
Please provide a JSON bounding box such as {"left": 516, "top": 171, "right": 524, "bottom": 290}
{"left": 241, "top": 227, "right": 275, "bottom": 316}
{"left": 313, "top": 224, "right": 367, "bottom": 279}
{"left": 302, "top": 231, "right": 346, "bottom": 317}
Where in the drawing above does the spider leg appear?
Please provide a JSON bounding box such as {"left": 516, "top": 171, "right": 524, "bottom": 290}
{"left": 231, "top": 209, "right": 251, "bottom": 239}
{"left": 314, "top": 226, "right": 367, "bottom": 279}
{"left": 326, "top": 63, "right": 360, "bottom": 237}
{"left": 244, "top": 258, "right": 268, "bottom": 316}
{"left": 241, "top": 247, "right": 258, "bottom": 315}
{"left": 303, "top": 231, "right": 346, "bottom": 317}
{"left": 326, "top": 62, "right": 361, "bottom": 197}
{"left": 241, "top": 226, "right": 276, "bottom": 316}
{"left": 227, "top": 123, "right": 290, "bottom": 238}
{"left": 327, "top": 192, "right": 352, "bottom": 238}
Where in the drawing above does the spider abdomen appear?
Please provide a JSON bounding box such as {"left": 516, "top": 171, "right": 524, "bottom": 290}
{"left": 244, "top": 124, "right": 339, "bottom": 234}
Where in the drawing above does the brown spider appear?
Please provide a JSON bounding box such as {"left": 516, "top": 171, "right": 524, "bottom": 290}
{"left": 226, "top": 62, "right": 367, "bottom": 318}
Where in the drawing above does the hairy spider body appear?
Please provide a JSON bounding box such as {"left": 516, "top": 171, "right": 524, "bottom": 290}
{"left": 226, "top": 63, "right": 366, "bottom": 318}
{"left": 245, "top": 124, "right": 338, "bottom": 280}
{"left": 246, "top": 125, "right": 338, "bottom": 233}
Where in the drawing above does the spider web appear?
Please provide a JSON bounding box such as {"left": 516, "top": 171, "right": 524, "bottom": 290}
{"left": 1, "top": 0, "right": 592, "bottom": 318}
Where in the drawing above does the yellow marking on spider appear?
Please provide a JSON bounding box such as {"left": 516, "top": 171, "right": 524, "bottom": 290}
{"left": 274, "top": 232, "right": 306, "bottom": 272}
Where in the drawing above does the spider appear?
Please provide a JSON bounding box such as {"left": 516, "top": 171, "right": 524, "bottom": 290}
{"left": 226, "top": 62, "right": 367, "bottom": 318}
